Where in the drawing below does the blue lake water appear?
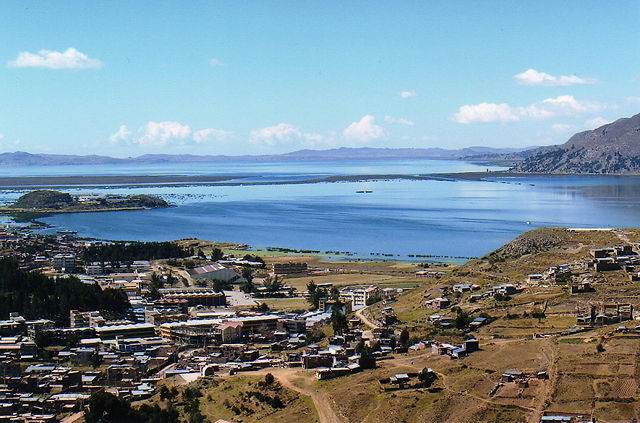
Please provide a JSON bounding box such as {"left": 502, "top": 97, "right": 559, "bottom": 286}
{"left": 1, "top": 159, "right": 640, "bottom": 261}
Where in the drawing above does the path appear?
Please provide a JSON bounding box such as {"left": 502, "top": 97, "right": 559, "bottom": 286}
{"left": 355, "top": 306, "right": 380, "bottom": 329}
{"left": 248, "top": 368, "right": 343, "bottom": 423}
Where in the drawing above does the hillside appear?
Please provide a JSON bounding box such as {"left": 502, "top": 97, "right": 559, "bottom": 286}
{"left": 512, "top": 113, "right": 640, "bottom": 173}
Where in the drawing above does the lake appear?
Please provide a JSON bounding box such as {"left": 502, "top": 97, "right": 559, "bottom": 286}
{"left": 1, "top": 159, "right": 639, "bottom": 261}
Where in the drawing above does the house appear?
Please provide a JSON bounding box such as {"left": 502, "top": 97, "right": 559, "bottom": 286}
{"left": 527, "top": 274, "right": 544, "bottom": 283}
{"left": 452, "top": 284, "right": 473, "bottom": 293}
{"left": 425, "top": 297, "right": 450, "bottom": 309}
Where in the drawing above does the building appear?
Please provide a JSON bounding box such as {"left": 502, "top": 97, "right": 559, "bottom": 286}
{"left": 94, "top": 323, "right": 157, "bottom": 340}
{"left": 159, "top": 314, "right": 282, "bottom": 344}
{"left": 158, "top": 320, "right": 243, "bottom": 346}
{"left": 69, "top": 310, "right": 105, "bottom": 328}
{"left": 271, "top": 262, "right": 308, "bottom": 275}
{"left": 51, "top": 254, "right": 76, "bottom": 272}
{"left": 339, "top": 286, "right": 380, "bottom": 308}
{"left": 189, "top": 263, "right": 242, "bottom": 282}
{"left": 159, "top": 288, "right": 227, "bottom": 307}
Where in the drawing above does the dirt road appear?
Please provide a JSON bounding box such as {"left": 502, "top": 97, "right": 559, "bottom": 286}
{"left": 249, "top": 368, "right": 343, "bottom": 423}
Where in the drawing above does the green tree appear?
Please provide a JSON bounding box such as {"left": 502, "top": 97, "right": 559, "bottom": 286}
{"left": 330, "top": 301, "right": 348, "bottom": 335}
{"left": 418, "top": 368, "right": 438, "bottom": 387}
{"left": 210, "top": 248, "right": 224, "bottom": 261}
{"left": 242, "top": 267, "right": 253, "bottom": 283}
{"left": 399, "top": 329, "right": 410, "bottom": 348}
{"left": 211, "top": 279, "right": 231, "bottom": 292}
{"left": 84, "top": 391, "right": 136, "bottom": 423}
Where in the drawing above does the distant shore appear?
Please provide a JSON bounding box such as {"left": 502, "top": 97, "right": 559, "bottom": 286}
{"left": 0, "top": 170, "right": 563, "bottom": 189}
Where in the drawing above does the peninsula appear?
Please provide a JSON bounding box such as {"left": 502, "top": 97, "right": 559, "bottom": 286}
{"left": 1, "top": 190, "right": 170, "bottom": 214}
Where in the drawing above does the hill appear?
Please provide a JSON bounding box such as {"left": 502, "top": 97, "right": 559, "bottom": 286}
{"left": 512, "top": 113, "right": 640, "bottom": 173}
{"left": 0, "top": 146, "right": 537, "bottom": 167}
{"left": 8, "top": 190, "right": 169, "bottom": 212}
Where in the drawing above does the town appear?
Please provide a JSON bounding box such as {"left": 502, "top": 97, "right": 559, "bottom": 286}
{"left": 1, "top": 227, "right": 640, "bottom": 422}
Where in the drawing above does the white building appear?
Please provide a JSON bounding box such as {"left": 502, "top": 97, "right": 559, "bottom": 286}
{"left": 339, "top": 286, "right": 380, "bottom": 308}
{"left": 189, "top": 263, "right": 243, "bottom": 282}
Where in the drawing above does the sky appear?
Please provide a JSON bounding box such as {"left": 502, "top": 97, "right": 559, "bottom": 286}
{"left": 0, "top": 1, "right": 639, "bottom": 157}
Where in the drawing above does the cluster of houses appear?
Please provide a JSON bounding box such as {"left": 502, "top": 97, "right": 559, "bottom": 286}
{"left": 527, "top": 244, "right": 640, "bottom": 290}
{"left": 576, "top": 303, "right": 634, "bottom": 326}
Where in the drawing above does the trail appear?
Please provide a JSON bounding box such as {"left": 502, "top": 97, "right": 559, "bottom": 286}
{"left": 248, "top": 368, "right": 343, "bottom": 423}
{"left": 355, "top": 306, "right": 380, "bottom": 329}
{"left": 527, "top": 339, "right": 557, "bottom": 423}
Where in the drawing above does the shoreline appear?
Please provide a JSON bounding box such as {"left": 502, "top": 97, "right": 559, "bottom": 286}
{"left": 0, "top": 170, "right": 614, "bottom": 189}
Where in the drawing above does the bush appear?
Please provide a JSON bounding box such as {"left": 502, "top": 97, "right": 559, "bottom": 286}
{"left": 264, "top": 373, "right": 275, "bottom": 385}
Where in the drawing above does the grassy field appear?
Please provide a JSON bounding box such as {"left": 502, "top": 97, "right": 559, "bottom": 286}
{"left": 259, "top": 297, "right": 310, "bottom": 311}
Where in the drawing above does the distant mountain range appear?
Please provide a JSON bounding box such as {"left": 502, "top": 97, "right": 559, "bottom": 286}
{"left": 0, "top": 146, "right": 538, "bottom": 167}
{"left": 513, "top": 113, "right": 640, "bottom": 174}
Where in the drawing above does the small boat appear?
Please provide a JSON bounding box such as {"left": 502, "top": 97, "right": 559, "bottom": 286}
{"left": 57, "top": 230, "right": 77, "bottom": 235}
{"left": 356, "top": 190, "right": 373, "bottom": 194}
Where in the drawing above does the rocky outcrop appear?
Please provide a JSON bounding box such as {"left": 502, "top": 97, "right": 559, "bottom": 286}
{"left": 512, "top": 113, "right": 640, "bottom": 173}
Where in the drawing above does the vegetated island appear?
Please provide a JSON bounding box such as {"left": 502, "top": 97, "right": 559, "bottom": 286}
{"left": 0, "top": 190, "right": 170, "bottom": 215}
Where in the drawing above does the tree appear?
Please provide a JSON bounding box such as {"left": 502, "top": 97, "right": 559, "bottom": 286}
{"left": 84, "top": 391, "right": 136, "bottom": 423}
{"left": 159, "top": 386, "right": 171, "bottom": 401}
{"left": 240, "top": 278, "right": 256, "bottom": 293}
{"left": 243, "top": 254, "right": 265, "bottom": 267}
{"left": 253, "top": 302, "right": 270, "bottom": 313}
{"left": 263, "top": 276, "right": 282, "bottom": 294}
{"left": 330, "top": 301, "right": 348, "bottom": 335}
{"left": 399, "top": 329, "right": 410, "bottom": 348}
{"left": 242, "top": 267, "right": 253, "bottom": 283}
{"left": 454, "top": 309, "right": 472, "bottom": 329}
{"left": 264, "top": 373, "right": 275, "bottom": 385}
{"left": 418, "top": 368, "right": 438, "bottom": 387}
{"left": 211, "top": 279, "right": 231, "bottom": 293}
{"left": 146, "top": 284, "right": 161, "bottom": 301}
{"left": 306, "top": 280, "right": 327, "bottom": 309}
{"left": 211, "top": 248, "right": 224, "bottom": 261}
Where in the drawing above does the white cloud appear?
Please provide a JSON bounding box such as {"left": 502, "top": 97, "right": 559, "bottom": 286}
{"left": 343, "top": 115, "right": 386, "bottom": 142}
{"left": 137, "top": 121, "right": 191, "bottom": 146}
{"left": 399, "top": 90, "right": 416, "bottom": 99}
{"left": 193, "top": 128, "right": 232, "bottom": 143}
{"left": 627, "top": 96, "right": 640, "bottom": 104}
{"left": 452, "top": 103, "right": 519, "bottom": 124}
{"left": 522, "top": 95, "right": 603, "bottom": 120}
{"left": 8, "top": 47, "right": 103, "bottom": 69}
{"left": 109, "top": 125, "right": 132, "bottom": 143}
{"left": 384, "top": 115, "right": 415, "bottom": 126}
{"left": 209, "top": 57, "right": 227, "bottom": 67}
{"left": 0, "top": 134, "right": 4, "bottom": 141}
{"left": 551, "top": 123, "right": 573, "bottom": 132}
{"left": 585, "top": 117, "right": 611, "bottom": 129}
{"left": 250, "top": 123, "right": 323, "bottom": 145}
{"left": 453, "top": 96, "right": 605, "bottom": 124}
{"left": 514, "top": 69, "right": 597, "bottom": 86}
{"left": 110, "top": 121, "right": 230, "bottom": 147}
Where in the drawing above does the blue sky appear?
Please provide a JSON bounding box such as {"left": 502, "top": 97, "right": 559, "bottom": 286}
{"left": 1, "top": 1, "right": 639, "bottom": 156}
